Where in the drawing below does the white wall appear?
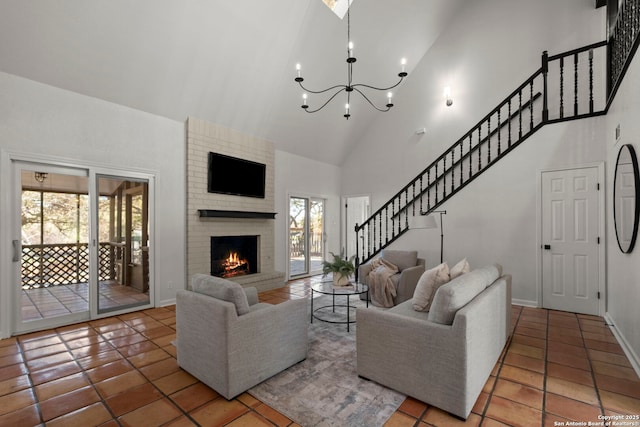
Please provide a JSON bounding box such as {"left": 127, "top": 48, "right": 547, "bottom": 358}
{"left": 604, "top": 49, "right": 640, "bottom": 372}
{"left": 275, "top": 150, "right": 342, "bottom": 276}
{"left": 0, "top": 72, "right": 185, "bottom": 338}
{"left": 341, "top": 0, "right": 607, "bottom": 302}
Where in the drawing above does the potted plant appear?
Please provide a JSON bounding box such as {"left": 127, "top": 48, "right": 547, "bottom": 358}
{"left": 322, "top": 251, "right": 356, "bottom": 286}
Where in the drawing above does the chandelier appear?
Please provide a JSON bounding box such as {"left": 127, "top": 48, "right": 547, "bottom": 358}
{"left": 294, "top": 6, "right": 407, "bottom": 119}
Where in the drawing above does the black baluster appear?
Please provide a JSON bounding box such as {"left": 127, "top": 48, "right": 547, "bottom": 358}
{"left": 419, "top": 175, "right": 423, "bottom": 213}
{"left": 497, "top": 107, "right": 502, "bottom": 156}
{"left": 488, "top": 116, "right": 492, "bottom": 164}
{"left": 589, "top": 49, "right": 594, "bottom": 113}
{"left": 373, "top": 216, "right": 377, "bottom": 254}
{"left": 427, "top": 169, "right": 431, "bottom": 210}
{"left": 412, "top": 182, "right": 416, "bottom": 216}
{"left": 435, "top": 163, "right": 439, "bottom": 204}
{"left": 385, "top": 206, "right": 389, "bottom": 243}
{"left": 542, "top": 50, "right": 549, "bottom": 122}
{"left": 478, "top": 126, "right": 482, "bottom": 172}
{"left": 560, "top": 56, "right": 564, "bottom": 119}
{"left": 508, "top": 100, "right": 512, "bottom": 147}
{"left": 518, "top": 90, "right": 523, "bottom": 139}
{"left": 379, "top": 213, "right": 382, "bottom": 250}
{"left": 443, "top": 155, "right": 447, "bottom": 199}
{"left": 459, "top": 141, "right": 463, "bottom": 186}
{"left": 469, "top": 135, "right": 473, "bottom": 179}
{"left": 397, "top": 197, "right": 402, "bottom": 235}
{"left": 451, "top": 150, "right": 455, "bottom": 194}
{"left": 529, "top": 81, "right": 534, "bottom": 131}
{"left": 405, "top": 189, "right": 409, "bottom": 230}
{"left": 574, "top": 52, "right": 579, "bottom": 116}
{"left": 391, "top": 200, "right": 396, "bottom": 238}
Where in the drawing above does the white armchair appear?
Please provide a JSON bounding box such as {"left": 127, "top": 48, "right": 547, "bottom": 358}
{"left": 176, "top": 275, "right": 308, "bottom": 399}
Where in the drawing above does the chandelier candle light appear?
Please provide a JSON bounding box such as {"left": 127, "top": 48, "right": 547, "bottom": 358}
{"left": 295, "top": 6, "right": 407, "bottom": 119}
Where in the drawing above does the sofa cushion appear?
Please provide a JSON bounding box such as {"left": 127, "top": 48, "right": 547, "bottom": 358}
{"left": 381, "top": 250, "right": 418, "bottom": 272}
{"left": 450, "top": 258, "right": 471, "bottom": 280}
{"left": 412, "top": 262, "right": 450, "bottom": 312}
{"left": 428, "top": 264, "right": 502, "bottom": 325}
{"left": 191, "top": 274, "right": 251, "bottom": 316}
{"left": 389, "top": 299, "right": 430, "bottom": 321}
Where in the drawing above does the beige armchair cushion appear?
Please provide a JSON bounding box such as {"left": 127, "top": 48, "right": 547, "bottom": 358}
{"left": 381, "top": 249, "right": 418, "bottom": 271}
{"left": 191, "top": 274, "right": 251, "bottom": 315}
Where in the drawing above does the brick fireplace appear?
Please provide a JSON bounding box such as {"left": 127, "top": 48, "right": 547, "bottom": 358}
{"left": 210, "top": 235, "right": 259, "bottom": 278}
{"left": 186, "top": 117, "right": 285, "bottom": 291}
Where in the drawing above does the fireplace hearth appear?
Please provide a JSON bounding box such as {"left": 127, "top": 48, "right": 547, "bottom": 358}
{"left": 211, "top": 236, "right": 259, "bottom": 278}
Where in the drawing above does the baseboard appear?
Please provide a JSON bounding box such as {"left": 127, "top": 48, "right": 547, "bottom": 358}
{"left": 160, "top": 298, "right": 177, "bottom": 307}
{"left": 511, "top": 298, "right": 538, "bottom": 308}
{"left": 604, "top": 313, "right": 640, "bottom": 378}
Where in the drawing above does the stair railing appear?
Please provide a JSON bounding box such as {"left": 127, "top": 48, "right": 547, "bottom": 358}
{"left": 607, "top": 0, "right": 640, "bottom": 107}
{"left": 354, "top": 41, "right": 611, "bottom": 272}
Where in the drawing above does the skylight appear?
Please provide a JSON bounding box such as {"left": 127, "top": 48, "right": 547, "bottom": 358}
{"left": 322, "top": 0, "right": 353, "bottom": 19}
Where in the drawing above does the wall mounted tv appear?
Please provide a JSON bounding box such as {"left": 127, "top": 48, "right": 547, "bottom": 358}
{"left": 207, "top": 152, "right": 266, "bottom": 198}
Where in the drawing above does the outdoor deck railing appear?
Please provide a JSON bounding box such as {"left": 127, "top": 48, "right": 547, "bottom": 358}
{"left": 21, "top": 242, "right": 117, "bottom": 289}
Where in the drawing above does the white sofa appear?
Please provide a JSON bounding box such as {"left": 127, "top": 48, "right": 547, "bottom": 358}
{"left": 356, "top": 264, "right": 511, "bottom": 419}
{"left": 176, "top": 275, "right": 308, "bottom": 399}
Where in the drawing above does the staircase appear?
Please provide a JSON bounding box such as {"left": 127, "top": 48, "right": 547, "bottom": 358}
{"left": 354, "top": 0, "right": 640, "bottom": 268}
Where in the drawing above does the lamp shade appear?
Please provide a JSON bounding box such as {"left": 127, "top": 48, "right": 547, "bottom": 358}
{"left": 409, "top": 214, "right": 438, "bottom": 229}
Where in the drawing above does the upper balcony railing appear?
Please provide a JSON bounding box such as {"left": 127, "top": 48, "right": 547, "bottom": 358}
{"left": 354, "top": 0, "right": 640, "bottom": 268}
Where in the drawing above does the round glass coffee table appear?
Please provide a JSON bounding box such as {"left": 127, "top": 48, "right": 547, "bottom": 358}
{"left": 310, "top": 281, "right": 369, "bottom": 332}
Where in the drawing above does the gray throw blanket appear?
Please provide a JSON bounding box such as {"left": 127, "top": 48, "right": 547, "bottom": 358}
{"left": 368, "top": 258, "right": 399, "bottom": 307}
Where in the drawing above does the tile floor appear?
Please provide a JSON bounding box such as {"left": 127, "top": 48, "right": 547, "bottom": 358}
{"left": 1, "top": 276, "right": 639, "bottom": 426}
{"left": 21, "top": 281, "right": 150, "bottom": 321}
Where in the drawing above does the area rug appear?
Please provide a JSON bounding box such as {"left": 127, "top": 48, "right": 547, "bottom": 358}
{"left": 248, "top": 296, "right": 405, "bottom": 427}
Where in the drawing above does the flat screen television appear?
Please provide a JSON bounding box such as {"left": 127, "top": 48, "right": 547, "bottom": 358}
{"left": 207, "top": 152, "right": 266, "bottom": 198}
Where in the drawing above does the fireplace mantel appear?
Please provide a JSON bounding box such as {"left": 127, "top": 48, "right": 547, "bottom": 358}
{"left": 198, "top": 209, "right": 277, "bottom": 220}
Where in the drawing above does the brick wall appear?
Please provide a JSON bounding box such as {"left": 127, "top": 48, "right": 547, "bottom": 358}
{"left": 186, "top": 117, "right": 278, "bottom": 285}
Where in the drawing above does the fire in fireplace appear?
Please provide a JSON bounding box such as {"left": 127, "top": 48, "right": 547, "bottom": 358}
{"left": 211, "top": 236, "right": 258, "bottom": 278}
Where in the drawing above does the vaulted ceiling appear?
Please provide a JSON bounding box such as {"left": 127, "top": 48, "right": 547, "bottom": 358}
{"left": 0, "top": 0, "right": 466, "bottom": 165}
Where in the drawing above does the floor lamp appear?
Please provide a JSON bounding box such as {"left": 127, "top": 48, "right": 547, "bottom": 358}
{"left": 409, "top": 210, "right": 447, "bottom": 263}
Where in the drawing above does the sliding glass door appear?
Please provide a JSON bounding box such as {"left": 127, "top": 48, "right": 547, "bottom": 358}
{"left": 289, "top": 196, "right": 325, "bottom": 278}
{"left": 12, "top": 159, "right": 154, "bottom": 334}
{"left": 15, "top": 163, "right": 91, "bottom": 332}
{"left": 96, "top": 175, "right": 150, "bottom": 314}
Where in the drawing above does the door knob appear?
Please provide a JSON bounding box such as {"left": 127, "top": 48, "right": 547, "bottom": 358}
{"left": 544, "top": 244, "right": 551, "bottom": 250}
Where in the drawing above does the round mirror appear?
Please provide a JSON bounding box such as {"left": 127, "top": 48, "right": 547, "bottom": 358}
{"left": 613, "top": 144, "right": 640, "bottom": 253}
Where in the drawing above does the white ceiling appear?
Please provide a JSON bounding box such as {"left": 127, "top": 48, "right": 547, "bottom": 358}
{"left": 0, "top": 0, "right": 466, "bottom": 165}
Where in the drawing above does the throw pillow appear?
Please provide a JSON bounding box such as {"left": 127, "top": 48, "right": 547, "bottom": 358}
{"left": 428, "top": 263, "right": 502, "bottom": 325}
{"left": 191, "top": 274, "right": 251, "bottom": 316}
{"left": 412, "top": 262, "right": 450, "bottom": 312}
{"left": 450, "top": 258, "right": 471, "bottom": 280}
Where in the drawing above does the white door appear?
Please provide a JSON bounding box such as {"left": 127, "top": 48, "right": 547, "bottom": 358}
{"left": 541, "top": 167, "right": 600, "bottom": 315}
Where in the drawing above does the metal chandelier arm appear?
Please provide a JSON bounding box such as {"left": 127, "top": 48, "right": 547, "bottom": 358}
{"left": 302, "top": 87, "right": 347, "bottom": 113}
{"left": 296, "top": 81, "right": 347, "bottom": 95}
{"left": 351, "top": 74, "right": 406, "bottom": 92}
{"left": 352, "top": 87, "right": 391, "bottom": 112}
